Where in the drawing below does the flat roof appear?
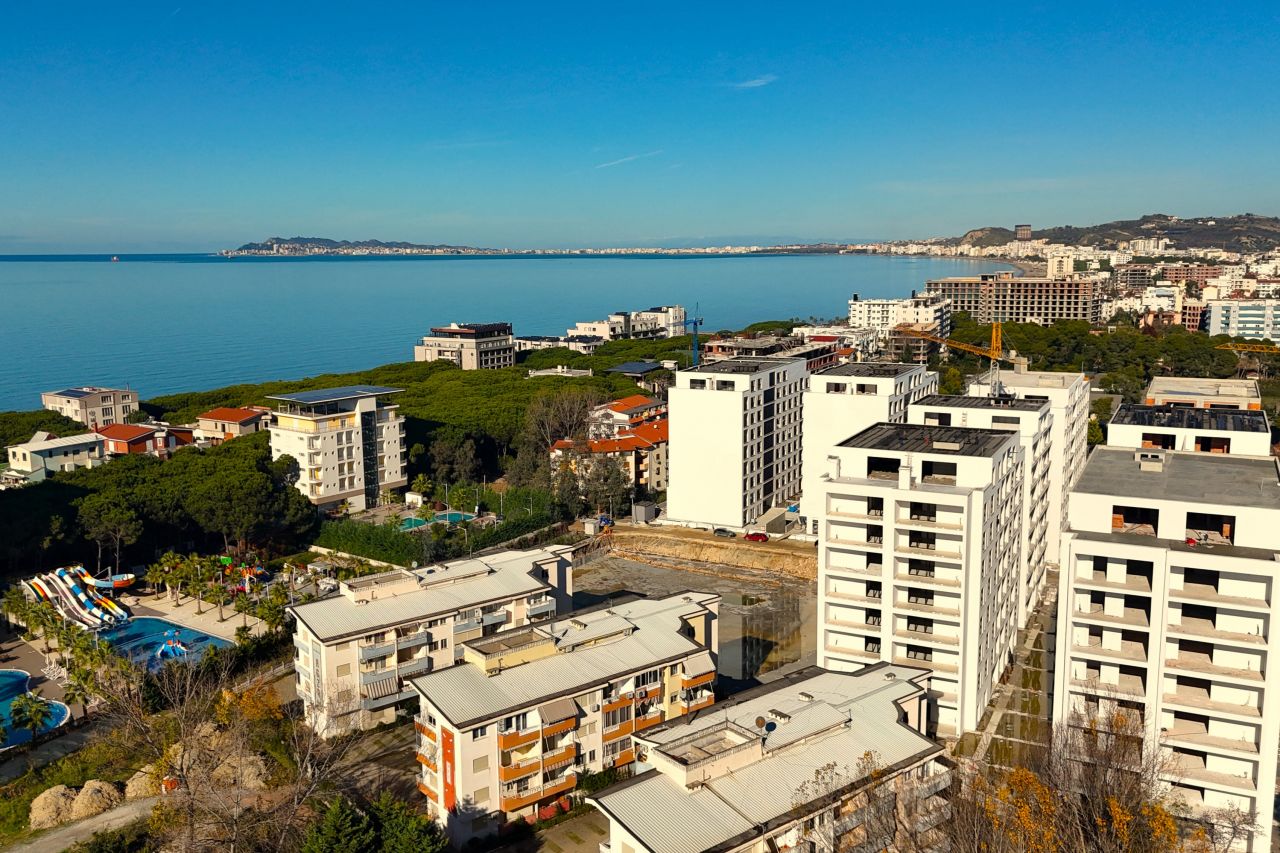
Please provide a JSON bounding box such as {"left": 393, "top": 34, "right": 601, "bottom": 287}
{"left": 816, "top": 362, "right": 920, "bottom": 378}
{"left": 687, "top": 356, "right": 801, "bottom": 375}
{"left": 410, "top": 592, "right": 719, "bottom": 728}
{"left": 1146, "top": 376, "right": 1261, "bottom": 401}
{"left": 607, "top": 361, "right": 663, "bottom": 374}
{"left": 975, "top": 369, "right": 1083, "bottom": 390}
{"left": 590, "top": 665, "right": 941, "bottom": 853}
{"left": 839, "top": 423, "right": 1014, "bottom": 457}
{"left": 915, "top": 394, "right": 1045, "bottom": 412}
{"left": 47, "top": 388, "right": 94, "bottom": 399}
{"left": 265, "top": 385, "right": 402, "bottom": 405}
{"left": 1111, "top": 404, "right": 1270, "bottom": 433}
{"left": 9, "top": 432, "right": 102, "bottom": 452}
{"left": 1074, "top": 447, "right": 1280, "bottom": 509}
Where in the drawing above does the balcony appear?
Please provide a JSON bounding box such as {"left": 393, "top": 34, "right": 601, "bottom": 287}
{"left": 893, "top": 656, "right": 958, "bottom": 674}
{"left": 894, "top": 628, "right": 959, "bottom": 647}
{"left": 1169, "top": 582, "right": 1269, "bottom": 612}
{"left": 1076, "top": 571, "right": 1151, "bottom": 594}
{"left": 499, "top": 773, "right": 577, "bottom": 811}
{"left": 1162, "top": 723, "right": 1259, "bottom": 755}
{"left": 825, "top": 588, "right": 881, "bottom": 604}
{"left": 1161, "top": 691, "right": 1261, "bottom": 719}
{"left": 527, "top": 600, "right": 556, "bottom": 618}
{"left": 896, "top": 599, "right": 960, "bottom": 618}
{"left": 358, "top": 641, "right": 395, "bottom": 661}
{"left": 609, "top": 748, "right": 636, "bottom": 768}
{"left": 1162, "top": 756, "right": 1256, "bottom": 793}
{"left": 634, "top": 710, "right": 665, "bottom": 732}
{"left": 416, "top": 781, "right": 438, "bottom": 802}
{"left": 498, "top": 756, "right": 541, "bottom": 782}
{"left": 1072, "top": 637, "right": 1147, "bottom": 663}
{"left": 1069, "top": 674, "right": 1146, "bottom": 699}
{"left": 541, "top": 743, "right": 577, "bottom": 769}
{"left": 602, "top": 720, "right": 635, "bottom": 742}
{"left": 1073, "top": 604, "right": 1150, "bottom": 629}
{"left": 481, "top": 610, "right": 510, "bottom": 628}
{"left": 1166, "top": 617, "right": 1266, "bottom": 647}
{"left": 896, "top": 540, "right": 962, "bottom": 560}
{"left": 682, "top": 671, "right": 715, "bottom": 689}
{"left": 915, "top": 771, "right": 953, "bottom": 798}
{"left": 498, "top": 726, "right": 540, "bottom": 751}
{"left": 894, "top": 571, "right": 961, "bottom": 589}
{"left": 414, "top": 717, "right": 437, "bottom": 740}
{"left": 824, "top": 643, "right": 881, "bottom": 662}
{"left": 359, "top": 667, "right": 396, "bottom": 686}
{"left": 397, "top": 657, "right": 433, "bottom": 679}
{"left": 1164, "top": 652, "right": 1263, "bottom": 683}
{"left": 679, "top": 694, "right": 714, "bottom": 713}
{"left": 396, "top": 632, "right": 432, "bottom": 650}
{"left": 896, "top": 515, "right": 963, "bottom": 532}
{"left": 542, "top": 716, "right": 576, "bottom": 738}
{"left": 415, "top": 751, "right": 438, "bottom": 772}
{"left": 913, "top": 801, "right": 953, "bottom": 834}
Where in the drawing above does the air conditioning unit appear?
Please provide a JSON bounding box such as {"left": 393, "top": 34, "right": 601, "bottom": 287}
{"left": 591, "top": 704, "right": 601, "bottom": 713}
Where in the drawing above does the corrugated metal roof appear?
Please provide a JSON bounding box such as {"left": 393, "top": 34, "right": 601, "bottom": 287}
{"left": 591, "top": 774, "right": 754, "bottom": 853}
{"left": 684, "top": 650, "right": 715, "bottom": 677}
{"left": 266, "top": 385, "right": 402, "bottom": 404}
{"left": 12, "top": 432, "right": 103, "bottom": 452}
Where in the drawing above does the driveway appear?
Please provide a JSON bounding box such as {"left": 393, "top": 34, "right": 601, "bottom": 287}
{"left": 6, "top": 797, "right": 158, "bottom": 853}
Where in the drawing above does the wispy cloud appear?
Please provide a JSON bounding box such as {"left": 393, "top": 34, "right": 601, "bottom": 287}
{"left": 594, "top": 149, "right": 664, "bottom": 169}
{"left": 732, "top": 74, "right": 777, "bottom": 89}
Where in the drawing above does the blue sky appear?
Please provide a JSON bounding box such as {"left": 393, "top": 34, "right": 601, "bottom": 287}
{"left": 2, "top": 1, "right": 1277, "bottom": 252}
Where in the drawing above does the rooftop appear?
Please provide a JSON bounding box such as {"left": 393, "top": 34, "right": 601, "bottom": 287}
{"left": 975, "top": 369, "right": 1084, "bottom": 391}
{"left": 410, "top": 592, "right": 719, "bottom": 727}
{"left": 289, "top": 548, "right": 567, "bottom": 642}
{"left": 1074, "top": 447, "right": 1280, "bottom": 509}
{"left": 1111, "top": 404, "right": 1270, "bottom": 433}
{"left": 839, "top": 423, "right": 1014, "bottom": 457}
{"left": 427, "top": 322, "right": 513, "bottom": 337}
{"left": 265, "top": 385, "right": 402, "bottom": 405}
{"left": 1146, "top": 376, "right": 1261, "bottom": 403}
{"left": 589, "top": 665, "right": 942, "bottom": 853}
{"left": 915, "top": 394, "right": 1046, "bottom": 412}
{"left": 198, "top": 407, "right": 266, "bottom": 423}
{"left": 96, "top": 423, "right": 157, "bottom": 441}
{"left": 816, "top": 362, "right": 921, "bottom": 378}
{"left": 607, "top": 361, "right": 664, "bottom": 375}
{"left": 8, "top": 431, "right": 102, "bottom": 453}
{"left": 686, "top": 356, "right": 802, "bottom": 375}
{"left": 44, "top": 386, "right": 124, "bottom": 399}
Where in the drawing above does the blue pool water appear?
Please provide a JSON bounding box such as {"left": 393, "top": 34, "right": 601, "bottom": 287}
{"left": 401, "top": 517, "right": 427, "bottom": 531}
{"left": 401, "top": 511, "right": 475, "bottom": 531}
{"left": 0, "top": 670, "right": 70, "bottom": 748}
{"left": 99, "top": 617, "right": 232, "bottom": 669}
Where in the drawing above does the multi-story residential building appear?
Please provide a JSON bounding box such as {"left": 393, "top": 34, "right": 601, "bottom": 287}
{"left": 969, "top": 368, "right": 1089, "bottom": 564}
{"left": 550, "top": 420, "right": 669, "bottom": 495}
{"left": 588, "top": 664, "right": 953, "bottom": 853}
{"left": 566, "top": 305, "right": 686, "bottom": 340}
{"left": 1159, "top": 263, "right": 1229, "bottom": 287}
{"left": 414, "top": 322, "right": 515, "bottom": 369}
{"left": 814, "top": 423, "right": 1024, "bottom": 737}
{"left": 1015, "top": 224, "right": 1032, "bottom": 241}
{"left": 267, "top": 385, "right": 407, "bottom": 512}
{"left": 514, "top": 334, "right": 604, "bottom": 355}
{"left": 95, "top": 423, "right": 176, "bottom": 458}
{"left": 1144, "top": 377, "right": 1261, "bottom": 411}
{"left": 1053, "top": 447, "right": 1280, "bottom": 850}
{"left": 410, "top": 591, "right": 720, "bottom": 845}
{"left": 290, "top": 547, "right": 575, "bottom": 733}
{"left": 703, "top": 337, "right": 838, "bottom": 372}
{"left": 1182, "top": 298, "right": 1207, "bottom": 331}
{"left": 908, "top": 395, "right": 1053, "bottom": 628}
{"left": 40, "top": 387, "right": 138, "bottom": 428}
{"left": 194, "top": 407, "right": 269, "bottom": 444}
{"left": 2, "top": 431, "right": 106, "bottom": 486}
{"left": 1108, "top": 406, "right": 1272, "bottom": 457}
{"left": 847, "top": 292, "right": 952, "bottom": 343}
{"left": 587, "top": 395, "right": 667, "bottom": 439}
{"left": 1113, "top": 263, "right": 1157, "bottom": 290}
{"left": 798, "top": 363, "right": 938, "bottom": 534}
{"left": 926, "top": 272, "right": 1103, "bottom": 325}
{"left": 1206, "top": 299, "right": 1280, "bottom": 343}
{"left": 666, "top": 357, "right": 807, "bottom": 530}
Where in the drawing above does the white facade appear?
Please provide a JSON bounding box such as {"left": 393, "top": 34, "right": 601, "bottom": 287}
{"left": 847, "top": 293, "right": 952, "bottom": 342}
{"left": 666, "top": 357, "right": 807, "bottom": 530}
{"left": 2, "top": 431, "right": 106, "bottom": 486}
{"left": 969, "top": 368, "right": 1089, "bottom": 566}
{"left": 815, "top": 423, "right": 1024, "bottom": 737}
{"left": 1207, "top": 299, "right": 1280, "bottom": 342}
{"left": 1053, "top": 448, "right": 1280, "bottom": 851}
{"left": 290, "top": 547, "right": 575, "bottom": 734}
{"left": 267, "top": 385, "right": 407, "bottom": 513}
{"left": 40, "top": 387, "right": 137, "bottom": 427}
{"left": 1107, "top": 405, "right": 1272, "bottom": 458}
{"left": 1144, "top": 377, "right": 1261, "bottom": 411}
{"left": 567, "top": 305, "right": 686, "bottom": 340}
{"left": 415, "top": 323, "right": 516, "bottom": 369}
{"left": 799, "top": 363, "right": 938, "bottom": 532}
{"left": 908, "top": 395, "right": 1053, "bottom": 628}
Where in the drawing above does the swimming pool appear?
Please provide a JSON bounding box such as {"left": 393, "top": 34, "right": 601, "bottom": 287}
{"left": 400, "top": 517, "right": 427, "bottom": 531}
{"left": 0, "top": 669, "right": 70, "bottom": 748}
{"left": 401, "top": 511, "right": 475, "bottom": 531}
{"left": 98, "top": 617, "right": 232, "bottom": 670}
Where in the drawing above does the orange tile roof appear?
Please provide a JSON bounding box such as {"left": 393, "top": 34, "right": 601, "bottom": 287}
{"left": 96, "top": 423, "right": 157, "bottom": 442}
{"left": 198, "top": 407, "right": 264, "bottom": 423}
{"left": 551, "top": 419, "right": 668, "bottom": 455}
{"left": 607, "top": 394, "right": 659, "bottom": 413}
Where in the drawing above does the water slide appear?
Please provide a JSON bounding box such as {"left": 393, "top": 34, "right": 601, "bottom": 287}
{"left": 69, "top": 567, "right": 130, "bottom": 622}
{"left": 50, "top": 568, "right": 117, "bottom": 626}
{"left": 24, "top": 579, "right": 50, "bottom": 604}
{"left": 76, "top": 568, "right": 136, "bottom": 590}
{"left": 33, "top": 573, "right": 101, "bottom": 628}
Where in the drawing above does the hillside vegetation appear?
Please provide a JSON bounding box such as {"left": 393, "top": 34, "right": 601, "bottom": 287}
{"left": 957, "top": 213, "right": 1280, "bottom": 253}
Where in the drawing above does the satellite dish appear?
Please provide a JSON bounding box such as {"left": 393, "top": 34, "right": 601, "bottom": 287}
{"left": 754, "top": 716, "right": 767, "bottom": 729}
{"left": 765, "top": 721, "right": 777, "bottom": 733}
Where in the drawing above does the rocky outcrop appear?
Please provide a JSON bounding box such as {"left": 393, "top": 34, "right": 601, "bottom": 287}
{"left": 125, "top": 764, "right": 160, "bottom": 800}
{"left": 29, "top": 784, "right": 77, "bottom": 829}
{"left": 211, "top": 753, "right": 269, "bottom": 791}
{"left": 70, "top": 780, "right": 123, "bottom": 820}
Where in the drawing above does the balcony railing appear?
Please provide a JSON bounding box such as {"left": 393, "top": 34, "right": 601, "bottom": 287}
{"left": 498, "top": 727, "right": 540, "bottom": 750}
{"left": 500, "top": 773, "right": 577, "bottom": 811}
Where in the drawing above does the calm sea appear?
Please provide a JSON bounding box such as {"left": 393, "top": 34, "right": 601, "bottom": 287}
{"left": 0, "top": 253, "right": 1009, "bottom": 409}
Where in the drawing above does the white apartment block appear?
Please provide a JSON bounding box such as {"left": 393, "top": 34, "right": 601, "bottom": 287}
{"left": 1108, "top": 405, "right": 1272, "bottom": 458}
{"left": 41, "top": 387, "right": 137, "bottom": 427}
{"left": 410, "top": 591, "right": 720, "bottom": 846}
{"left": 567, "top": 305, "right": 686, "bottom": 340}
{"left": 814, "top": 423, "right": 1024, "bottom": 738}
{"left": 1145, "top": 377, "right": 1262, "bottom": 411}
{"left": 969, "top": 368, "right": 1089, "bottom": 565}
{"left": 909, "top": 395, "right": 1053, "bottom": 629}
{"left": 1053, "top": 448, "right": 1280, "bottom": 850}
{"left": 847, "top": 292, "right": 952, "bottom": 342}
{"left": 290, "top": 547, "right": 575, "bottom": 734}
{"left": 414, "top": 322, "right": 515, "bottom": 369}
{"left": 267, "top": 385, "right": 407, "bottom": 513}
{"left": 799, "top": 363, "right": 938, "bottom": 533}
{"left": 2, "top": 431, "right": 106, "bottom": 487}
{"left": 1207, "top": 299, "right": 1280, "bottom": 342}
{"left": 666, "top": 357, "right": 807, "bottom": 530}
{"left": 589, "top": 664, "right": 953, "bottom": 853}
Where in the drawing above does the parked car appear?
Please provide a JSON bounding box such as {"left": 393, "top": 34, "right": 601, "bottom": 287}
{"left": 744, "top": 532, "right": 769, "bottom": 543}
{"left": 713, "top": 527, "right": 735, "bottom": 538}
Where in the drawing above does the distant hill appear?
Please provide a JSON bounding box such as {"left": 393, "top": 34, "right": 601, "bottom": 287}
{"left": 233, "top": 236, "right": 486, "bottom": 252}
{"left": 956, "top": 213, "right": 1280, "bottom": 253}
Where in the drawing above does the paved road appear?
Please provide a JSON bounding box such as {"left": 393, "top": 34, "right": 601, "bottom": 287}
{"left": 6, "top": 797, "right": 158, "bottom": 853}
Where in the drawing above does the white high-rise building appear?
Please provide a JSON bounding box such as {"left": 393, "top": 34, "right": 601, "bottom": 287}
{"left": 1053, "top": 447, "right": 1280, "bottom": 851}
{"left": 267, "top": 385, "right": 407, "bottom": 513}
{"left": 798, "top": 363, "right": 938, "bottom": 534}
{"left": 847, "top": 292, "right": 951, "bottom": 342}
{"left": 969, "top": 369, "right": 1089, "bottom": 564}
{"left": 1206, "top": 299, "right": 1280, "bottom": 342}
{"left": 1108, "top": 405, "right": 1272, "bottom": 458}
{"left": 908, "top": 395, "right": 1053, "bottom": 628}
{"left": 815, "top": 422, "right": 1024, "bottom": 737}
{"left": 666, "top": 357, "right": 807, "bottom": 530}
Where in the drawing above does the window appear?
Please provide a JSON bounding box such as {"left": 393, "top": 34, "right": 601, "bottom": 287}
{"left": 335, "top": 663, "right": 351, "bottom": 677}
{"left": 472, "top": 756, "right": 489, "bottom": 773}
{"left": 473, "top": 786, "right": 489, "bottom": 805}
{"left": 689, "top": 379, "right": 706, "bottom": 390}
{"left": 635, "top": 670, "right": 660, "bottom": 689}
{"left": 603, "top": 706, "right": 632, "bottom": 729}
{"left": 503, "top": 712, "right": 529, "bottom": 732}
{"left": 472, "top": 726, "right": 488, "bottom": 740}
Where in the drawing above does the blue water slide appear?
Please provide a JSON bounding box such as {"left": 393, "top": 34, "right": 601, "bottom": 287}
{"left": 54, "top": 568, "right": 115, "bottom": 626}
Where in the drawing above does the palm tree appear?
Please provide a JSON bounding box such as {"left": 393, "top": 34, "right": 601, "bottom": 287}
{"left": 2, "top": 586, "right": 29, "bottom": 635}
{"left": 61, "top": 676, "right": 91, "bottom": 723}
{"left": 146, "top": 555, "right": 176, "bottom": 600}
{"left": 11, "top": 691, "right": 54, "bottom": 751}
{"left": 209, "top": 584, "right": 231, "bottom": 623}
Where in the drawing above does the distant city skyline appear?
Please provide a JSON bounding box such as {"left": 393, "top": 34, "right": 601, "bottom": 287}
{"left": 2, "top": 2, "right": 1278, "bottom": 253}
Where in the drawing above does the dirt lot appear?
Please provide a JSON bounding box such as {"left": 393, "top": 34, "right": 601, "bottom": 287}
{"left": 608, "top": 522, "right": 818, "bottom": 579}
{"left": 574, "top": 554, "right": 816, "bottom": 693}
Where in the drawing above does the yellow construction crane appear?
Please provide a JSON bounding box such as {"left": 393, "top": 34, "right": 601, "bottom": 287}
{"left": 893, "top": 321, "right": 1029, "bottom": 392}
{"left": 1216, "top": 341, "right": 1280, "bottom": 378}
{"left": 1215, "top": 342, "right": 1280, "bottom": 354}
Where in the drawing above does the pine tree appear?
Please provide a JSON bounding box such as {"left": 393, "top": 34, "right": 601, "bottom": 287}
{"left": 301, "top": 797, "right": 376, "bottom": 853}
{"left": 369, "top": 792, "right": 448, "bottom": 853}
